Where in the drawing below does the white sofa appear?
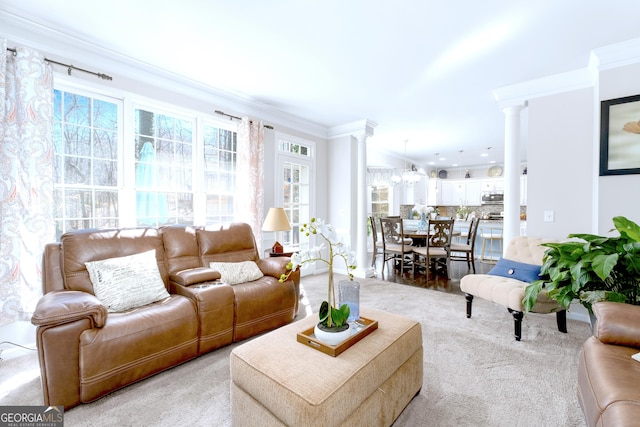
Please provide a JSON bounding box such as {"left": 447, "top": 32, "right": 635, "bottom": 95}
{"left": 460, "top": 236, "right": 566, "bottom": 341}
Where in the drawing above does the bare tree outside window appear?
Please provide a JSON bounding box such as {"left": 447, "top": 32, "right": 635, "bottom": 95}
{"left": 54, "top": 90, "right": 118, "bottom": 238}
{"left": 134, "top": 109, "right": 194, "bottom": 226}
{"left": 54, "top": 87, "right": 239, "bottom": 237}
{"left": 203, "top": 122, "right": 236, "bottom": 224}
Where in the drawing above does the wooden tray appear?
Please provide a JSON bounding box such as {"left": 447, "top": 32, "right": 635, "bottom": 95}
{"left": 296, "top": 317, "right": 378, "bottom": 357}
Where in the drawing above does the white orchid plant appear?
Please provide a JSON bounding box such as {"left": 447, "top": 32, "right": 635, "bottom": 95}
{"left": 279, "top": 218, "right": 357, "bottom": 329}
{"left": 413, "top": 204, "right": 437, "bottom": 215}
{"left": 456, "top": 205, "right": 472, "bottom": 219}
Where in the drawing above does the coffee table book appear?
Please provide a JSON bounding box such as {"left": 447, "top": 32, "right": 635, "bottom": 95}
{"left": 296, "top": 317, "right": 378, "bottom": 357}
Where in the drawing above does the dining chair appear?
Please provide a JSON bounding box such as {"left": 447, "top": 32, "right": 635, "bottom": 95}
{"left": 450, "top": 217, "right": 480, "bottom": 273}
{"left": 379, "top": 217, "right": 413, "bottom": 277}
{"left": 412, "top": 218, "right": 455, "bottom": 280}
{"left": 369, "top": 216, "right": 384, "bottom": 268}
{"left": 454, "top": 221, "right": 469, "bottom": 244}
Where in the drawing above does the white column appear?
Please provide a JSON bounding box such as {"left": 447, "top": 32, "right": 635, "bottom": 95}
{"left": 355, "top": 133, "right": 375, "bottom": 278}
{"left": 502, "top": 104, "right": 525, "bottom": 251}
{"left": 327, "top": 119, "right": 376, "bottom": 279}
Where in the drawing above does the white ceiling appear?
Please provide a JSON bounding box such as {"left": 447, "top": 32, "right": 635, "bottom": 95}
{"left": 4, "top": 1, "right": 640, "bottom": 169}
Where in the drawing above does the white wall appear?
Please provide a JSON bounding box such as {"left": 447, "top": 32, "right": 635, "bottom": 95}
{"left": 597, "top": 63, "right": 640, "bottom": 232}
{"left": 367, "top": 146, "right": 401, "bottom": 168}
{"left": 328, "top": 135, "right": 356, "bottom": 244}
{"left": 526, "top": 63, "right": 640, "bottom": 240}
{"left": 526, "top": 88, "right": 595, "bottom": 239}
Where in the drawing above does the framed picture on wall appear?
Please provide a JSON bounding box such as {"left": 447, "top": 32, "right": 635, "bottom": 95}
{"left": 600, "top": 94, "right": 640, "bottom": 176}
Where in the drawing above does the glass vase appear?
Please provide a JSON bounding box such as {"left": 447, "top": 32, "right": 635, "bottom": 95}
{"left": 417, "top": 213, "right": 428, "bottom": 232}
{"left": 339, "top": 280, "right": 360, "bottom": 322}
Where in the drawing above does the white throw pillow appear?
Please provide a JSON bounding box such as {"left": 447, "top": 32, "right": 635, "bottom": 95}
{"left": 209, "top": 261, "right": 264, "bottom": 285}
{"left": 85, "top": 249, "right": 170, "bottom": 313}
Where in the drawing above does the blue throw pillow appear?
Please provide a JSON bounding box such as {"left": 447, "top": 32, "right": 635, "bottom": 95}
{"left": 487, "top": 258, "right": 542, "bottom": 283}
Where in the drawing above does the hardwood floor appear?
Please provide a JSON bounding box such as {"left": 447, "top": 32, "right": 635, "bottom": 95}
{"left": 370, "top": 253, "right": 495, "bottom": 295}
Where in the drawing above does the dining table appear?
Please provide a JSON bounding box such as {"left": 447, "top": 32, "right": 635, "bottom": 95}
{"left": 402, "top": 229, "right": 460, "bottom": 246}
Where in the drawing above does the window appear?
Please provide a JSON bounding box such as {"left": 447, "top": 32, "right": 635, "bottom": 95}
{"left": 53, "top": 85, "right": 238, "bottom": 238}
{"left": 134, "top": 108, "right": 194, "bottom": 226}
{"left": 203, "top": 122, "right": 237, "bottom": 224}
{"left": 277, "top": 136, "right": 313, "bottom": 248}
{"left": 370, "top": 186, "right": 391, "bottom": 218}
{"left": 367, "top": 168, "right": 393, "bottom": 218}
{"left": 279, "top": 140, "right": 311, "bottom": 157}
{"left": 282, "top": 160, "right": 310, "bottom": 246}
{"left": 53, "top": 89, "right": 120, "bottom": 237}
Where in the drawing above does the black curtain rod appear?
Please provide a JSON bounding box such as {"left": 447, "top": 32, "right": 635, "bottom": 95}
{"left": 6, "top": 48, "right": 278, "bottom": 125}
{"left": 6, "top": 47, "right": 112, "bottom": 81}
{"left": 215, "top": 110, "right": 274, "bottom": 129}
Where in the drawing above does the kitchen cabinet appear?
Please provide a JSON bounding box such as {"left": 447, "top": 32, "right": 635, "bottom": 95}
{"left": 429, "top": 177, "right": 507, "bottom": 206}
{"left": 439, "top": 180, "right": 462, "bottom": 205}
{"left": 436, "top": 179, "right": 482, "bottom": 206}
{"left": 465, "top": 180, "right": 482, "bottom": 205}
{"left": 479, "top": 178, "right": 504, "bottom": 194}
{"left": 427, "top": 179, "right": 438, "bottom": 206}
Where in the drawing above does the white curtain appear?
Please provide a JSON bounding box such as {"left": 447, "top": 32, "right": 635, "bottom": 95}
{"left": 236, "top": 117, "right": 265, "bottom": 247}
{"left": 0, "top": 40, "right": 54, "bottom": 326}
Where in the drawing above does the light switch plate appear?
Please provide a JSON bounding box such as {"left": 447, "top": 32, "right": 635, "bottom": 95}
{"left": 544, "top": 211, "right": 554, "bottom": 222}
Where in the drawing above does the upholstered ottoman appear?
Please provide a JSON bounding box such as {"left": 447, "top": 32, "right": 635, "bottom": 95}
{"left": 230, "top": 307, "right": 423, "bottom": 426}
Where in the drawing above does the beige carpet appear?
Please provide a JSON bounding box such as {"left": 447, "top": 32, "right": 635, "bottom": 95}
{"left": 0, "top": 274, "right": 590, "bottom": 426}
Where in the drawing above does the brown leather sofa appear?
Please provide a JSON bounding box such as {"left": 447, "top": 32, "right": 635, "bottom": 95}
{"left": 577, "top": 302, "right": 640, "bottom": 426}
{"left": 31, "top": 223, "right": 300, "bottom": 410}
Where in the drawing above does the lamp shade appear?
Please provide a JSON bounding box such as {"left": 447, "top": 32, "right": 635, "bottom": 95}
{"left": 262, "top": 208, "right": 292, "bottom": 232}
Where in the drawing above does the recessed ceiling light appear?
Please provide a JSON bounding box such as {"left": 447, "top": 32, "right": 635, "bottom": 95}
{"left": 439, "top": 157, "right": 446, "bottom": 161}
{"left": 489, "top": 160, "right": 496, "bottom": 164}
{"left": 481, "top": 153, "right": 488, "bottom": 157}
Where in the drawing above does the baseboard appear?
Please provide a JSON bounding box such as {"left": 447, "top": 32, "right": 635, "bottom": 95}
{"left": 0, "top": 320, "right": 37, "bottom": 361}
{"left": 567, "top": 303, "right": 590, "bottom": 324}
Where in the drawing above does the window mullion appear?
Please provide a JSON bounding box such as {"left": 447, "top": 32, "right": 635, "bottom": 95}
{"left": 193, "top": 116, "right": 206, "bottom": 225}
{"left": 120, "top": 95, "right": 136, "bottom": 227}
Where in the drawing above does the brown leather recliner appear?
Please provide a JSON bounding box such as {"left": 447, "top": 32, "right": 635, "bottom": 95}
{"left": 31, "top": 223, "right": 299, "bottom": 410}
{"left": 577, "top": 302, "right": 640, "bottom": 426}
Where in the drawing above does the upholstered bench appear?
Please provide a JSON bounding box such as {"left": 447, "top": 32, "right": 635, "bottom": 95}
{"left": 460, "top": 236, "right": 566, "bottom": 341}
{"left": 230, "top": 307, "right": 423, "bottom": 426}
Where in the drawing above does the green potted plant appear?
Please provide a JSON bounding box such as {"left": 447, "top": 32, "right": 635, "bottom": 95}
{"left": 280, "top": 217, "right": 357, "bottom": 345}
{"left": 523, "top": 216, "right": 640, "bottom": 316}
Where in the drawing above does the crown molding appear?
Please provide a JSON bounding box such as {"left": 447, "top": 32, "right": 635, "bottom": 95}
{"left": 0, "top": 10, "right": 329, "bottom": 138}
{"left": 592, "top": 37, "right": 640, "bottom": 71}
{"left": 493, "top": 36, "right": 640, "bottom": 109}
{"left": 493, "top": 67, "right": 595, "bottom": 109}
